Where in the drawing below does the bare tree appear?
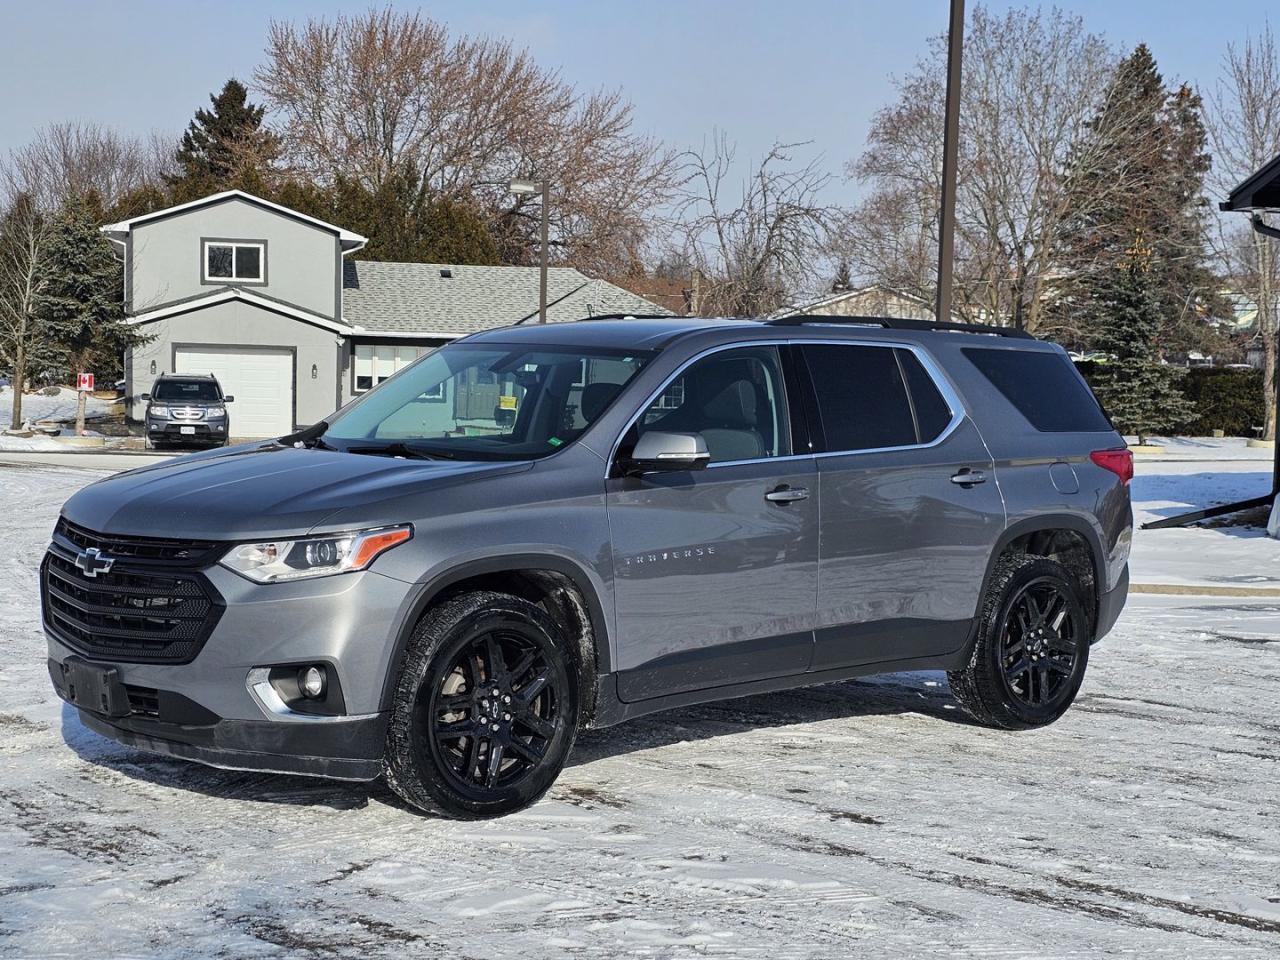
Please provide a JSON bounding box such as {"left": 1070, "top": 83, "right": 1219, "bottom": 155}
{"left": 841, "top": 6, "right": 1127, "bottom": 332}
{"left": 0, "top": 194, "right": 53, "bottom": 429}
{"left": 676, "top": 134, "right": 837, "bottom": 317}
{"left": 3, "top": 121, "right": 165, "bottom": 212}
{"left": 255, "top": 7, "right": 678, "bottom": 275}
{"left": 1208, "top": 25, "right": 1280, "bottom": 440}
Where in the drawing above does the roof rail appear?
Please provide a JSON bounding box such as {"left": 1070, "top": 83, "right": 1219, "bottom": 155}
{"left": 579, "top": 312, "right": 681, "bottom": 322}
{"left": 764, "top": 314, "right": 1036, "bottom": 340}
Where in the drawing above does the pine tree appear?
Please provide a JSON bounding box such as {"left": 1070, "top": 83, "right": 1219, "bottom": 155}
{"left": 831, "top": 260, "right": 852, "bottom": 293}
{"left": 1054, "top": 45, "right": 1227, "bottom": 354}
{"left": 1090, "top": 237, "right": 1196, "bottom": 444}
{"left": 170, "top": 79, "right": 280, "bottom": 200}
{"left": 36, "top": 194, "right": 147, "bottom": 433}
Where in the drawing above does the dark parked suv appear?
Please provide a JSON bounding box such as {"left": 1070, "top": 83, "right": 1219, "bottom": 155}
{"left": 141, "top": 373, "right": 233, "bottom": 448}
{"left": 43, "top": 317, "right": 1132, "bottom": 818}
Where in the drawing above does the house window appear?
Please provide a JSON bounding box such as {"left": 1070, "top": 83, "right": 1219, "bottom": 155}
{"left": 354, "top": 344, "right": 429, "bottom": 394}
{"left": 203, "top": 241, "right": 265, "bottom": 283}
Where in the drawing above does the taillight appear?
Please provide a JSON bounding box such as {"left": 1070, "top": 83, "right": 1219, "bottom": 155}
{"left": 1090, "top": 448, "right": 1133, "bottom": 486}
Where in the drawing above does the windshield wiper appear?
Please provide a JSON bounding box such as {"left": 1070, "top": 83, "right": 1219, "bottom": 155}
{"left": 345, "top": 442, "right": 454, "bottom": 461}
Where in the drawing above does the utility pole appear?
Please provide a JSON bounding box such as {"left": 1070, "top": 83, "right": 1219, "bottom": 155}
{"left": 510, "top": 178, "right": 550, "bottom": 323}
{"left": 936, "top": 0, "right": 965, "bottom": 324}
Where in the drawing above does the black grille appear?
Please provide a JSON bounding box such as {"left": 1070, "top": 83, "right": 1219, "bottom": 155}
{"left": 41, "top": 529, "right": 224, "bottom": 664}
{"left": 55, "top": 518, "right": 222, "bottom": 566}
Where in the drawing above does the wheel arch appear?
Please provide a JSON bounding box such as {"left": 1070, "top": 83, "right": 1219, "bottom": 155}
{"left": 379, "top": 554, "right": 611, "bottom": 725}
{"left": 977, "top": 514, "right": 1106, "bottom": 632}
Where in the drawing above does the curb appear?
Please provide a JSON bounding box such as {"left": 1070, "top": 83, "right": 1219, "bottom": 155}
{"left": 1130, "top": 582, "right": 1280, "bottom": 598}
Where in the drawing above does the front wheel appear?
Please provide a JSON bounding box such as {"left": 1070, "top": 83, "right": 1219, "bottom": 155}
{"left": 948, "top": 556, "right": 1091, "bottom": 730}
{"left": 384, "top": 590, "right": 578, "bottom": 818}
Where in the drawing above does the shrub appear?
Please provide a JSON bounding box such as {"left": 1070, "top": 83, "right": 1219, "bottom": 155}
{"left": 1073, "top": 362, "right": 1264, "bottom": 437}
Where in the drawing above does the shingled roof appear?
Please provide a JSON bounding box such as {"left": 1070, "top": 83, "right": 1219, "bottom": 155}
{"left": 341, "top": 261, "right": 670, "bottom": 337}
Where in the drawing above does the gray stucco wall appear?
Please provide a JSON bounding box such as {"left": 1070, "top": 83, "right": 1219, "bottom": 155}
{"left": 126, "top": 300, "right": 342, "bottom": 428}
{"left": 129, "top": 197, "right": 341, "bottom": 318}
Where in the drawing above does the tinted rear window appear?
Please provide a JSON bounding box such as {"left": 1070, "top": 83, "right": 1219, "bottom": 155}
{"left": 801, "top": 344, "right": 916, "bottom": 451}
{"left": 963, "top": 348, "right": 1112, "bottom": 432}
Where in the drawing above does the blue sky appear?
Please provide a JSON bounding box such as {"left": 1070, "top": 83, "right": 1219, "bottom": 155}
{"left": 0, "top": 1, "right": 1273, "bottom": 205}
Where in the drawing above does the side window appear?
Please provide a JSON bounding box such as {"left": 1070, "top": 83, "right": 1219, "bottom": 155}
{"left": 897, "top": 349, "right": 954, "bottom": 443}
{"left": 801, "top": 344, "right": 916, "bottom": 452}
{"left": 633, "top": 346, "right": 791, "bottom": 463}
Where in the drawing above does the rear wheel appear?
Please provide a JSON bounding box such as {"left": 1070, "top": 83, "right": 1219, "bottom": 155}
{"left": 384, "top": 591, "right": 578, "bottom": 818}
{"left": 948, "top": 556, "right": 1091, "bottom": 730}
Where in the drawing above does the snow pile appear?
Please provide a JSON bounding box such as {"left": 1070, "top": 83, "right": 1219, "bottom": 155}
{"left": 0, "top": 432, "right": 66, "bottom": 452}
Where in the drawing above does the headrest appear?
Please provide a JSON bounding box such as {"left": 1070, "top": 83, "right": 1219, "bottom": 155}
{"left": 581, "top": 381, "right": 622, "bottom": 422}
{"left": 701, "top": 379, "right": 758, "bottom": 427}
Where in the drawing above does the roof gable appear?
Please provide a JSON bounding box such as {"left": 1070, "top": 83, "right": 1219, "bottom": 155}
{"left": 102, "top": 190, "right": 367, "bottom": 248}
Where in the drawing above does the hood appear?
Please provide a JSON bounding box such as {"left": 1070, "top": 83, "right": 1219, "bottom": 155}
{"left": 61, "top": 444, "right": 533, "bottom": 541}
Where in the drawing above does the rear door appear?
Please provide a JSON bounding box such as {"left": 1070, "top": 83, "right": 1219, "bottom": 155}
{"left": 607, "top": 344, "right": 819, "bottom": 701}
{"left": 797, "top": 341, "right": 1006, "bottom": 670}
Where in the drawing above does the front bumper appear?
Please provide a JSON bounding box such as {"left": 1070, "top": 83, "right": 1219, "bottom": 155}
{"left": 148, "top": 418, "right": 227, "bottom": 443}
{"left": 44, "top": 562, "right": 415, "bottom": 780}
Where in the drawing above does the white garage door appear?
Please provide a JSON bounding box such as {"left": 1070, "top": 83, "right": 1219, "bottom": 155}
{"left": 174, "top": 346, "right": 294, "bottom": 439}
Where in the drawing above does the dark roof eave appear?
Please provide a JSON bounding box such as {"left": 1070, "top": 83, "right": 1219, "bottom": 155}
{"left": 1222, "top": 151, "right": 1280, "bottom": 212}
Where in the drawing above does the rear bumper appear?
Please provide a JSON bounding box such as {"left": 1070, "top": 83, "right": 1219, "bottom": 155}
{"left": 1094, "top": 563, "right": 1129, "bottom": 643}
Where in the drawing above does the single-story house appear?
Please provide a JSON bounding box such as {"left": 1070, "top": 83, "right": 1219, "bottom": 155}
{"left": 103, "top": 190, "right": 669, "bottom": 437}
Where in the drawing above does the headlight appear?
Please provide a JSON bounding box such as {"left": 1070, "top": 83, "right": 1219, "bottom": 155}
{"left": 219, "top": 525, "right": 413, "bottom": 583}
{"left": 208, "top": 405, "right": 226, "bottom": 417}
{"left": 149, "top": 405, "right": 170, "bottom": 417}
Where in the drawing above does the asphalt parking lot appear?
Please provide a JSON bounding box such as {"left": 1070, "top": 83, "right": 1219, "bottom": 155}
{"left": 2, "top": 464, "right": 1278, "bottom": 959}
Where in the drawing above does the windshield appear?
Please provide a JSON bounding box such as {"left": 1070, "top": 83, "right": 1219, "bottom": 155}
{"left": 153, "top": 380, "right": 222, "bottom": 403}
{"left": 324, "top": 342, "right": 653, "bottom": 461}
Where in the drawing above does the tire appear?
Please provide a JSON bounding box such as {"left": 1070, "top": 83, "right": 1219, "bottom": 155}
{"left": 948, "top": 556, "right": 1091, "bottom": 730}
{"left": 383, "top": 590, "right": 579, "bottom": 818}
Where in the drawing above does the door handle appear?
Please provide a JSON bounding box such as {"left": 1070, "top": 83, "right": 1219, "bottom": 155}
{"left": 950, "top": 469, "right": 986, "bottom": 486}
{"left": 765, "top": 485, "right": 810, "bottom": 504}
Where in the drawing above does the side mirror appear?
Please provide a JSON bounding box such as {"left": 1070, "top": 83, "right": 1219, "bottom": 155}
{"left": 621, "top": 431, "right": 710, "bottom": 476}
{"left": 223, "top": 395, "right": 235, "bottom": 403}
{"left": 140, "top": 393, "right": 151, "bottom": 401}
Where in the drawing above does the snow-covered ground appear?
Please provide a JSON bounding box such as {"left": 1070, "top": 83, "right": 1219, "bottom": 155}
{"left": 1, "top": 463, "right": 1278, "bottom": 958}
{"left": 0, "top": 386, "right": 115, "bottom": 426}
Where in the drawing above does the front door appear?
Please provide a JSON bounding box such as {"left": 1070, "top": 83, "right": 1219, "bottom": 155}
{"left": 607, "top": 345, "right": 818, "bottom": 701}
{"left": 797, "top": 342, "right": 1006, "bottom": 670}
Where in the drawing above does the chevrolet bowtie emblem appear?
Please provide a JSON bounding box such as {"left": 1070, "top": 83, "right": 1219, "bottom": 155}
{"left": 74, "top": 546, "right": 115, "bottom": 578}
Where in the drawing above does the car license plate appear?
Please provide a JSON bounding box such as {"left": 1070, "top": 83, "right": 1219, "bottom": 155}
{"left": 180, "top": 425, "right": 195, "bottom": 435}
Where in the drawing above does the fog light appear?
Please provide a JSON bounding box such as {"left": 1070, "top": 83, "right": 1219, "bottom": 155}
{"left": 299, "top": 665, "right": 326, "bottom": 699}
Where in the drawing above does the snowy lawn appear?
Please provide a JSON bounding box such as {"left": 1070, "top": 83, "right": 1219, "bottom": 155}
{"left": 1, "top": 464, "right": 1278, "bottom": 959}
{"left": 0, "top": 386, "right": 116, "bottom": 426}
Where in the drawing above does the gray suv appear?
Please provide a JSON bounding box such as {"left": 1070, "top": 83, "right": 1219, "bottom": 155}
{"left": 43, "top": 317, "right": 1132, "bottom": 818}
{"left": 141, "top": 373, "right": 233, "bottom": 448}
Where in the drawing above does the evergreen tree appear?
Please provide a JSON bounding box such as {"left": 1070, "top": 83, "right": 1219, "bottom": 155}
{"left": 36, "top": 194, "right": 147, "bottom": 431}
{"left": 831, "top": 260, "right": 853, "bottom": 293}
{"left": 1090, "top": 236, "right": 1196, "bottom": 444}
{"left": 170, "top": 79, "right": 280, "bottom": 200}
{"left": 1054, "top": 45, "right": 1227, "bottom": 353}
{"left": 329, "top": 168, "right": 499, "bottom": 264}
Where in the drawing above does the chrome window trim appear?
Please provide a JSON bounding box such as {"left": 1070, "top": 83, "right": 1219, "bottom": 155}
{"left": 605, "top": 337, "right": 968, "bottom": 476}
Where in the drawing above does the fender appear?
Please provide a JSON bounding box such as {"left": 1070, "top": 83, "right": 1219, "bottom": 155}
{"left": 966, "top": 513, "right": 1108, "bottom": 643}
{"left": 377, "top": 553, "right": 613, "bottom": 713}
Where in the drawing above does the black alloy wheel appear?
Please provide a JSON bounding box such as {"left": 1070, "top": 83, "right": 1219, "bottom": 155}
{"left": 948, "top": 556, "right": 1092, "bottom": 730}
{"left": 421, "top": 623, "right": 563, "bottom": 797}
{"left": 384, "top": 591, "right": 577, "bottom": 818}
{"left": 998, "top": 577, "right": 1081, "bottom": 709}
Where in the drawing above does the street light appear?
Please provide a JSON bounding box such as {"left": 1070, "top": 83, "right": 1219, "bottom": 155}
{"left": 510, "top": 178, "right": 549, "bottom": 324}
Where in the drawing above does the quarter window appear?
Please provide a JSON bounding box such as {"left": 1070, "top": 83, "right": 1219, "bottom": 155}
{"left": 631, "top": 346, "right": 791, "bottom": 464}
{"left": 204, "top": 241, "right": 264, "bottom": 282}
{"left": 800, "top": 344, "right": 917, "bottom": 452}
{"left": 897, "top": 349, "right": 954, "bottom": 443}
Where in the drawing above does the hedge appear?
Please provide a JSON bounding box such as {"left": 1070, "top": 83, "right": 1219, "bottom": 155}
{"left": 1075, "top": 362, "right": 1266, "bottom": 437}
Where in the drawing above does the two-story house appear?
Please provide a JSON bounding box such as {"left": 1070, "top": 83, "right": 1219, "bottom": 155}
{"left": 103, "top": 190, "right": 668, "bottom": 438}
